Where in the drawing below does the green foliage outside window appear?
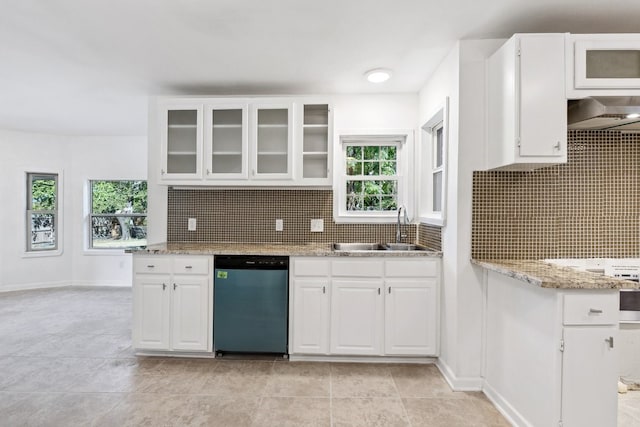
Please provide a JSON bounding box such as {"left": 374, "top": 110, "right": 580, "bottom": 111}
{"left": 346, "top": 145, "right": 398, "bottom": 211}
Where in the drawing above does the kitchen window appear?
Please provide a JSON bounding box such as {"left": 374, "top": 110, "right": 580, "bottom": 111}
{"left": 420, "top": 98, "right": 448, "bottom": 226}
{"left": 26, "top": 172, "right": 59, "bottom": 253}
{"left": 334, "top": 133, "right": 410, "bottom": 223}
{"left": 89, "top": 180, "right": 147, "bottom": 250}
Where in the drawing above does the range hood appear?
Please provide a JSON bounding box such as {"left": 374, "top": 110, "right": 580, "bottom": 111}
{"left": 568, "top": 97, "right": 640, "bottom": 130}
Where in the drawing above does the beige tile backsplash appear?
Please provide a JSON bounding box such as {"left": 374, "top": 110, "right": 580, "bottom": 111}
{"left": 472, "top": 130, "right": 640, "bottom": 259}
{"left": 167, "top": 189, "right": 432, "bottom": 246}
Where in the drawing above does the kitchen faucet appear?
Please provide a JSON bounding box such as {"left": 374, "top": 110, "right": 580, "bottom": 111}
{"left": 396, "top": 205, "right": 409, "bottom": 243}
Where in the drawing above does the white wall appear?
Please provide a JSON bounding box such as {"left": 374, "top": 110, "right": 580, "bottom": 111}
{"left": 0, "top": 129, "right": 146, "bottom": 291}
{"left": 417, "top": 39, "right": 503, "bottom": 388}
{"left": 146, "top": 93, "right": 419, "bottom": 243}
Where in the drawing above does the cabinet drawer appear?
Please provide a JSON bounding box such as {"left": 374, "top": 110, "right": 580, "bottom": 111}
{"left": 385, "top": 259, "right": 438, "bottom": 278}
{"left": 134, "top": 256, "right": 172, "bottom": 274}
{"left": 173, "top": 257, "right": 210, "bottom": 275}
{"left": 563, "top": 293, "right": 619, "bottom": 325}
{"left": 332, "top": 259, "right": 384, "bottom": 277}
{"left": 293, "top": 258, "right": 330, "bottom": 277}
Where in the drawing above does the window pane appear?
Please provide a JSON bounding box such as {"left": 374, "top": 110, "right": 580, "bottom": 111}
{"left": 380, "top": 196, "right": 397, "bottom": 211}
{"left": 435, "top": 127, "right": 443, "bottom": 168}
{"left": 347, "top": 159, "right": 362, "bottom": 175}
{"left": 347, "top": 193, "right": 363, "bottom": 211}
{"left": 91, "top": 181, "right": 148, "bottom": 214}
{"left": 381, "top": 180, "right": 397, "bottom": 194}
{"left": 31, "top": 177, "right": 56, "bottom": 210}
{"left": 30, "top": 213, "right": 55, "bottom": 250}
{"left": 433, "top": 171, "right": 443, "bottom": 212}
{"left": 381, "top": 161, "right": 396, "bottom": 176}
{"left": 363, "top": 195, "right": 380, "bottom": 210}
{"left": 380, "top": 146, "right": 396, "bottom": 160}
{"left": 364, "top": 161, "right": 379, "bottom": 175}
{"left": 91, "top": 216, "right": 147, "bottom": 249}
{"left": 347, "top": 146, "right": 362, "bottom": 160}
{"left": 364, "top": 146, "right": 379, "bottom": 160}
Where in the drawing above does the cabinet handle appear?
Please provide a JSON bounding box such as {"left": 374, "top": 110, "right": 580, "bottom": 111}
{"left": 322, "top": 286, "right": 326, "bottom": 294}
{"left": 252, "top": 169, "right": 256, "bottom": 176}
{"left": 162, "top": 283, "right": 166, "bottom": 290}
{"left": 185, "top": 265, "right": 193, "bottom": 269}
{"left": 605, "top": 336, "right": 614, "bottom": 348}
{"left": 161, "top": 169, "right": 165, "bottom": 175}
{"left": 554, "top": 141, "right": 561, "bottom": 151}
{"left": 589, "top": 308, "right": 603, "bottom": 314}
{"left": 388, "top": 287, "right": 391, "bottom": 294}
{"left": 147, "top": 265, "right": 155, "bottom": 268}
{"left": 173, "top": 283, "right": 177, "bottom": 290}
{"left": 206, "top": 169, "right": 211, "bottom": 175}
{"left": 378, "top": 288, "right": 381, "bottom": 295}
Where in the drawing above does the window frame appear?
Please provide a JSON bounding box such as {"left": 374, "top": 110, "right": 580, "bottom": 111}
{"left": 87, "top": 179, "right": 148, "bottom": 252}
{"left": 333, "top": 131, "right": 411, "bottom": 224}
{"left": 419, "top": 97, "right": 449, "bottom": 226}
{"left": 25, "top": 171, "right": 62, "bottom": 257}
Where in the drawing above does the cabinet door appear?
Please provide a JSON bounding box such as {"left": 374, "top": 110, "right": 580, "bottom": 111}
{"left": 518, "top": 35, "right": 567, "bottom": 158}
{"left": 171, "top": 275, "right": 210, "bottom": 351}
{"left": 292, "top": 279, "right": 330, "bottom": 354}
{"left": 133, "top": 275, "right": 171, "bottom": 350}
{"left": 204, "top": 103, "right": 249, "bottom": 180}
{"left": 251, "top": 102, "right": 294, "bottom": 180}
{"left": 299, "top": 103, "right": 332, "bottom": 185}
{"left": 330, "top": 279, "right": 384, "bottom": 355}
{"left": 561, "top": 326, "right": 618, "bottom": 427}
{"left": 574, "top": 39, "right": 640, "bottom": 89}
{"left": 159, "top": 103, "right": 203, "bottom": 180}
{"left": 385, "top": 279, "right": 438, "bottom": 356}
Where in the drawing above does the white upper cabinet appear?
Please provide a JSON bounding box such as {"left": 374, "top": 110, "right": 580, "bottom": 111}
{"left": 204, "top": 103, "right": 249, "bottom": 180}
{"left": 299, "top": 103, "right": 332, "bottom": 185}
{"left": 567, "top": 34, "right": 640, "bottom": 96}
{"left": 160, "top": 103, "right": 204, "bottom": 180}
{"left": 156, "top": 97, "right": 331, "bottom": 186}
{"left": 486, "top": 33, "right": 567, "bottom": 171}
{"left": 251, "top": 102, "right": 294, "bottom": 180}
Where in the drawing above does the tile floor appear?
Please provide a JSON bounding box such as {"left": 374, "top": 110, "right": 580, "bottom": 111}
{"left": 0, "top": 286, "right": 633, "bottom": 426}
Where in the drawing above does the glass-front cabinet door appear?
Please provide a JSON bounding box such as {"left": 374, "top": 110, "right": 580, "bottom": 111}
{"left": 204, "top": 104, "right": 248, "bottom": 180}
{"left": 574, "top": 39, "right": 640, "bottom": 89}
{"left": 251, "top": 102, "right": 293, "bottom": 179}
{"left": 160, "top": 104, "right": 203, "bottom": 180}
{"left": 300, "top": 103, "right": 331, "bottom": 185}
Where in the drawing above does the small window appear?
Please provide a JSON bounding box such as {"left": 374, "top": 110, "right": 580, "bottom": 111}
{"left": 26, "top": 173, "right": 58, "bottom": 252}
{"left": 335, "top": 133, "right": 410, "bottom": 223}
{"left": 432, "top": 123, "right": 444, "bottom": 213}
{"left": 420, "top": 97, "right": 448, "bottom": 226}
{"left": 89, "top": 180, "right": 147, "bottom": 249}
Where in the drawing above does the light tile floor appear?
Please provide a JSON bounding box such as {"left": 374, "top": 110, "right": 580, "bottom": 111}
{"left": 0, "top": 287, "right": 630, "bottom": 426}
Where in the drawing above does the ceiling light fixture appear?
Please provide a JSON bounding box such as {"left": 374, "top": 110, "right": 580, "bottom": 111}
{"left": 626, "top": 113, "right": 640, "bottom": 119}
{"left": 365, "top": 68, "right": 392, "bottom": 83}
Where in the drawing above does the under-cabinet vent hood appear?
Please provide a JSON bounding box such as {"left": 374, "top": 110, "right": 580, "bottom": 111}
{"left": 568, "top": 97, "right": 640, "bottom": 130}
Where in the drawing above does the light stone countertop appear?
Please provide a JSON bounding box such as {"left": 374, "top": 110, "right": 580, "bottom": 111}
{"left": 129, "top": 242, "right": 443, "bottom": 257}
{"left": 472, "top": 259, "right": 639, "bottom": 290}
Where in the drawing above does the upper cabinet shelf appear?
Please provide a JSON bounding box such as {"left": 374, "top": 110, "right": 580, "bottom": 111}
{"left": 157, "top": 98, "right": 332, "bottom": 187}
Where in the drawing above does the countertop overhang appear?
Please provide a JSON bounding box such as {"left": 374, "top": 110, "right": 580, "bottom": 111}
{"left": 472, "top": 259, "right": 639, "bottom": 289}
{"left": 128, "top": 242, "right": 443, "bottom": 258}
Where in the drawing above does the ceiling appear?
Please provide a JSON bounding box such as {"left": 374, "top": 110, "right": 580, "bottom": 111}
{"left": 3, "top": 0, "right": 640, "bottom": 136}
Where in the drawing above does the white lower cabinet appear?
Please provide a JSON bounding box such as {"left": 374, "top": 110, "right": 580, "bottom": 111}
{"left": 290, "top": 256, "right": 440, "bottom": 357}
{"left": 330, "top": 279, "right": 384, "bottom": 355}
{"left": 384, "top": 279, "right": 438, "bottom": 355}
{"left": 133, "top": 255, "right": 212, "bottom": 352}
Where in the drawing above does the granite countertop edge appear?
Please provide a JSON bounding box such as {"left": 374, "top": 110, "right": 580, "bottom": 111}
{"left": 127, "top": 242, "right": 443, "bottom": 258}
{"left": 472, "top": 259, "right": 639, "bottom": 290}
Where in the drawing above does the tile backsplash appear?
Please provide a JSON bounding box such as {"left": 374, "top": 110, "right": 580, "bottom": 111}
{"left": 472, "top": 130, "right": 640, "bottom": 260}
{"left": 168, "top": 189, "right": 422, "bottom": 245}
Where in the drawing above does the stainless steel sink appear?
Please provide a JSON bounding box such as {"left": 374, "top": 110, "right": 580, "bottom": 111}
{"left": 383, "top": 243, "right": 419, "bottom": 251}
{"left": 332, "top": 243, "right": 385, "bottom": 251}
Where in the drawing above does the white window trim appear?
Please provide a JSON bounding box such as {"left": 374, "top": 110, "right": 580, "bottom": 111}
{"left": 333, "top": 129, "right": 413, "bottom": 224}
{"left": 23, "top": 170, "right": 64, "bottom": 258}
{"left": 419, "top": 97, "right": 449, "bottom": 226}
{"left": 84, "top": 179, "right": 148, "bottom": 254}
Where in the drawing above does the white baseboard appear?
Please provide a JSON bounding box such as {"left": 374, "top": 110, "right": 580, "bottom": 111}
{"left": 71, "top": 281, "right": 132, "bottom": 288}
{"left": 0, "top": 281, "right": 70, "bottom": 293}
{"left": 483, "top": 381, "right": 530, "bottom": 427}
{"left": 435, "top": 358, "right": 483, "bottom": 391}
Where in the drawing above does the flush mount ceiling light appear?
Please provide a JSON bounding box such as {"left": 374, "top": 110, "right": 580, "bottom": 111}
{"left": 626, "top": 113, "right": 640, "bottom": 119}
{"left": 365, "top": 68, "right": 392, "bottom": 83}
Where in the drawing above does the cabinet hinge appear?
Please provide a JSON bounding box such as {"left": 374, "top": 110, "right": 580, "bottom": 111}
{"left": 516, "top": 137, "right": 521, "bottom": 147}
{"left": 516, "top": 48, "right": 521, "bottom": 57}
{"left": 560, "top": 339, "right": 565, "bottom": 352}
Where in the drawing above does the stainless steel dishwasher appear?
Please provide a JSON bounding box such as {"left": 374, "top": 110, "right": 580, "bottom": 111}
{"left": 213, "top": 255, "right": 289, "bottom": 356}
